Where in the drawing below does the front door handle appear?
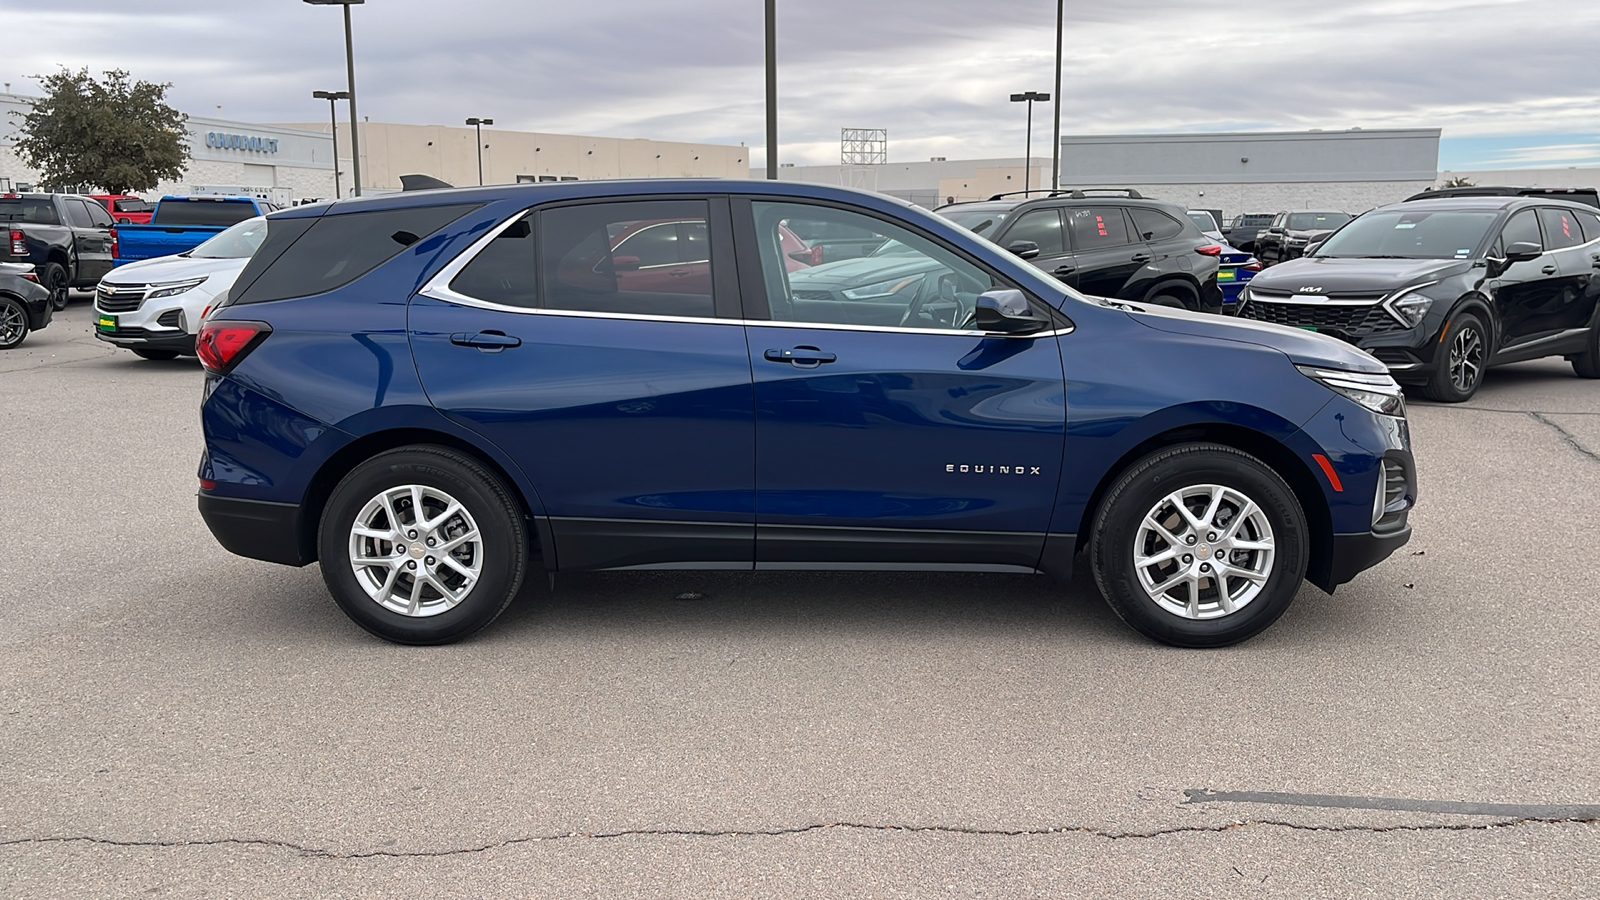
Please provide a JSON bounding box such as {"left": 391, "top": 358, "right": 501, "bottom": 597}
{"left": 764, "top": 347, "right": 837, "bottom": 367}
{"left": 1131, "top": 253, "right": 1152, "bottom": 263}
{"left": 450, "top": 330, "right": 522, "bottom": 351}
{"left": 1542, "top": 265, "right": 1559, "bottom": 275}
{"left": 1052, "top": 264, "right": 1076, "bottom": 277}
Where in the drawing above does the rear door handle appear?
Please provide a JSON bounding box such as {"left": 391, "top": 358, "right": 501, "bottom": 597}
{"left": 450, "top": 331, "right": 522, "bottom": 351}
{"left": 1052, "top": 264, "right": 1076, "bottom": 277}
{"left": 1131, "top": 253, "right": 1152, "bottom": 263}
{"left": 764, "top": 347, "right": 837, "bottom": 367}
{"left": 1542, "top": 265, "right": 1559, "bottom": 275}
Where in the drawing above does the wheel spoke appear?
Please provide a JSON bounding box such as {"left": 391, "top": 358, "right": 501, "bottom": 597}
{"left": 1229, "top": 537, "right": 1273, "bottom": 552}
{"left": 436, "top": 527, "right": 479, "bottom": 553}
{"left": 353, "top": 525, "right": 396, "bottom": 542}
{"left": 437, "top": 554, "right": 477, "bottom": 582}
{"left": 1186, "top": 581, "right": 1202, "bottom": 619}
{"left": 1222, "top": 501, "right": 1257, "bottom": 539}
{"left": 422, "top": 501, "right": 462, "bottom": 533}
{"left": 1199, "top": 486, "right": 1225, "bottom": 529}
{"left": 1171, "top": 493, "right": 1207, "bottom": 532}
{"left": 373, "top": 567, "right": 401, "bottom": 606}
{"left": 409, "top": 485, "right": 425, "bottom": 528}
{"left": 1148, "top": 569, "right": 1191, "bottom": 597}
{"left": 405, "top": 572, "right": 426, "bottom": 615}
{"left": 381, "top": 491, "right": 404, "bottom": 533}
{"left": 1214, "top": 573, "right": 1236, "bottom": 614}
{"left": 1142, "top": 515, "right": 1183, "bottom": 541}
{"left": 1135, "top": 545, "right": 1181, "bottom": 568}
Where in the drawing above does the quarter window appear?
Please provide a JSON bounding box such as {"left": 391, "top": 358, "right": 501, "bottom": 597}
{"left": 1130, "top": 208, "right": 1184, "bottom": 242}
{"left": 1066, "top": 206, "right": 1131, "bottom": 249}
{"left": 538, "top": 200, "right": 715, "bottom": 318}
{"left": 1537, "top": 208, "right": 1582, "bottom": 250}
{"left": 1004, "top": 209, "right": 1064, "bottom": 255}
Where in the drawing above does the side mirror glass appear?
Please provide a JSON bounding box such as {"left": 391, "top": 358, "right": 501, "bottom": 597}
{"left": 975, "top": 289, "right": 1048, "bottom": 335}
{"left": 1006, "top": 239, "right": 1041, "bottom": 260}
{"left": 1504, "top": 241, "right": 1542, "bottom": 264}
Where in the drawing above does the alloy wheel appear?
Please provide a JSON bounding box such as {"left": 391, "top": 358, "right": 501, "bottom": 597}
{"left": 1132, "top": 483, "right": 1276, "bottom": 620}
{"left": 1449, "top": 325, "right": 1484, "bottom": 392}
{"left": 347, "top": 484, "right": 484, "bottom": 617}
{"left": 0, "top": 301, "right": 26, "bottom": 347}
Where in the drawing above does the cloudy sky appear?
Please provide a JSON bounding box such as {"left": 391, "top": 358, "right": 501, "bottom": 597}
{"left": 0, "top": 0, "right": 1594, "bottom": 171}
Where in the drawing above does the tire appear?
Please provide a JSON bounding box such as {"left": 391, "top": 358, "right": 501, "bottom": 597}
{"left": 1571, "top": 323, "right": 1600, "bottom": 378}
{"left": 0, "top": 296, "right": 30, "bottom": 350}
{"left": 132, "top": 349, "right": 181, "bottom": 361}
{"left": 1145, "top": 290, "right": 1190, "bottom": 310}
{"left": 1420, "top": 312, "right": 1488, "bottom": 402}
{"left": 317, "top": 445, "right": 528, "bottom": 645}
{"left": 1090, "top": 443, "right": 1309, "bottom": 648}
{"left": 42, "top": 262, "right": 69, "bottom": 311}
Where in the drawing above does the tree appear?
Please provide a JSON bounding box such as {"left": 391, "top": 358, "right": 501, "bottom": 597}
{"left": 1439, "top": 176, "right": 1476, "bottom": 188}
{"left": 12, "top": 68, "right": 189, "bottom": 195}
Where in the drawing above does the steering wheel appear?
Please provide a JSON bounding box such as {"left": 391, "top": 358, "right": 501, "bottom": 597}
{"left": 899, "top": 271, "right": 976, "bottom": 329}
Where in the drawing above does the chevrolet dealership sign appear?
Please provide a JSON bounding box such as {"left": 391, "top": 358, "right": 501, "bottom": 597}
{"left": 205, "top": 132, "right": 280, "bottom": 153}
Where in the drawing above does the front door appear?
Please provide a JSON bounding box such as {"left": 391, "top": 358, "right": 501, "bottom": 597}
{"left": 409, "top": 197, "right": 755, "bottom": 570}
{"left": 741, "top": 199, "right": 1067, "bottom": 570}
{"left": 1061, "top": 205, "right": 1147, "bottom": 298}
{"left": 1490, "top": 208, "right": 1578, "bottom": 351}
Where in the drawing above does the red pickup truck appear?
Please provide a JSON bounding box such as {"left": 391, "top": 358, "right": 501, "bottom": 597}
{"left": 89, "top": 195, "right": 155, "bottom": 225}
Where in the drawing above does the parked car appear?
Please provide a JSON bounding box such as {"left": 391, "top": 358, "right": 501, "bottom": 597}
{"left": 0, "top": 262, "right": 54, "bottom": 350}
{"left": 1237, "top": 195, "right": 1600, "bottom": 401}
{"left": 1405, "top": 185, "right": 1600, "bottom": 209}
{"left": 1221, "top": 213, "right": 1275, "bottom": 253}
{"left": 89, "top": 194, "right": 155, "bottom": 224}
{"left": 0, "top": 192, "right": 117, "bottom": 309}
{"left": 1187, "top": 209, "right": 1225, "bottom": 243}
{"left": 1215, "top": 243, "right": 1261, "bottom": 309}
{"left": 935, "top": 189, "right": 1225, "bottom": 313}
{"left": 112, "top": 196, "right": 280, "bottom": 267}
{"left": 1254, "top": 211, "right": 1353, "bottom": 265}
{"left": 195, "top": 179, "right": 1414, "bottom": 649}
{"left": 93, "top": 216, "right": 268, "bottom": 360}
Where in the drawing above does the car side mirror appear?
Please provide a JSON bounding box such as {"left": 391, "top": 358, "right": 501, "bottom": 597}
{"left": 612, "top": 255, "right": 642, "bottom": 270}
{"left": 1005, "top": 239, "right": 1041, "bottom": 260}
{"left": 975, "top": 289, "right": 1048, "bottom": 335}
{"left": 1504, "top": 241, "right": 1542, "bottom": 264}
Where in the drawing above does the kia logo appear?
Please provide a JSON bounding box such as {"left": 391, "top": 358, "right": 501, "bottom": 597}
{"left": 1299, "top": 286, "right": 1324, "bottom": 293}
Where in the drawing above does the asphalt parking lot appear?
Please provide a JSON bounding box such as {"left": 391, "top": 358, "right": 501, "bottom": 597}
{"left": 2, "top": 299, "right": 1597, "bottom": 898}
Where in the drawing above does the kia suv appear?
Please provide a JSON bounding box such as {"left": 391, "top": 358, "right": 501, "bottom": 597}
{"left": 196, "top": 180, "right": 1415, "bottom": 648}
{"left": 1254, "top": 211, "right": 1353, "bottom": 265}
{"left": 936, "top": 190, "right": 1225, "bottom": 313}
{"left": 1238, "top": 196, "right": 1600, "bottom": 402}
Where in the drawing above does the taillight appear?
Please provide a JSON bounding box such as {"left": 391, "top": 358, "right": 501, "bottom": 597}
{"left": 810, "top": 246, "right": 824, "bottom": 265}
{"left": 1243, "top": 262, "right": 1262, "bottom": 272}
{"left": 8, "top": 229, "right": 24, "bottom": 256}
{"left": 110, "top": 228, "right": 119, "bottom": 259}
{"left": 196, "top": 320, "right": 271, "bottom": 373}
{"left": 1195, "top": 244, "right": 1223, "bottom": 256}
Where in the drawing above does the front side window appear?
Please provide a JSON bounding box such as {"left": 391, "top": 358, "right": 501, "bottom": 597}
{"left": 62, "top": 199, "right": 95, "bottom": 228}
{"left": 753, "top": 200, "right": 999, "bottom": 330}
{"left": 1066, "top": 206, "right": 1131, "bottom": 249}
{"left": 1537, "top": 207, "right": 1583, "bottom": 250}
{"left": 1498, "top": 210, "right": 1543, "bottom": 255}
{"left": 540, "top": 200, "right": 715, "bottom": 318}
{"left": 84, "top": 200, "right": 115, "bottom": 228}
{"left": 1004, "top": 209, "right": 1065, "bottom": 255}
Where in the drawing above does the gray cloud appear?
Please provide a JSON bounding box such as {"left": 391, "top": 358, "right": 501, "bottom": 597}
{"left": 0, "top": 0, "right": 1593, "bottom": 166}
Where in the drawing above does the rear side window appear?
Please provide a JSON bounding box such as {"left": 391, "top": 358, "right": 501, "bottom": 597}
{"left": 230, "top": 203, "right": 479, "bottom": 305}
{"left": 1130, "top": 208, "right": 1184, "bottom": 242}
{"left": 1537, "top": 208, "right": 1582, "bottom": 250}
{"left": 1578, "top": 211, "right": 1600, "bottom": 242}
{"left": 1066, "top": 206, "right": 1131, "bottom": 249}
{"left": 1003, "top": 209, "right": 1064, "bottom": 255}
{"left": 537, "top": 200, "right": 716, "bottom": 318}
{"left": 155, "top": 200, "right": 262, "bottom": 227}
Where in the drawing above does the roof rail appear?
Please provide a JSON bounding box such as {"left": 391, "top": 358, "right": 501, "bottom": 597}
{"left": 984, "top": 189, "right": 1069, "bottom": 201}
{"left": 1060, "top": 187, "right": 1145, "bottom": 199}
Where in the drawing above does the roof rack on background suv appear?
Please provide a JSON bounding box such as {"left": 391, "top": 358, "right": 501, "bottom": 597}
{"left": 985, "top": 187, "right": 1147, "bottom": 202}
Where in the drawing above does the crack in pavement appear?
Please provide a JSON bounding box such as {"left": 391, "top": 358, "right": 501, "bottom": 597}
{"left": 2, "top": 817, "right": 1596, "bottom": 859}
{"left": 1528, "top": 412, "right": 1600, "bottom": 463}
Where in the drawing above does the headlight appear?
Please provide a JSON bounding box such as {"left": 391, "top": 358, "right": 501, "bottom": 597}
{"left": 1383, "top": 281, "right": 1440, "bottom": 328}
{"left": 841, "top": 274, "right": 925, "bottom": 300}
{"left": 145, "top": 277, "right": 208, "bottom": 300}
{"left": 1296, "top": 365, "right": 1405, "bottom": 417}
{"left": 1287, "top": 236, "right": 1309, "bottom": 246}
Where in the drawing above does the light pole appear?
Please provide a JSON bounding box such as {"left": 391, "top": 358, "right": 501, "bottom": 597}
{"left": 765, "top": 0, "right": 777, "bottom": 178}
{"left": 312, "top": 90, "right": 349, "bottom": 198}
{"left": 1050, "top": 0, "right": 1064, "bottom": 193}
{"left": 1010, "top": 91, "right": 1050, "bottom": 194}
{"left": 465, "top": 118, "right": 494, "bottom": 185}
{"left": 304, "top": 0, "right": 364, "bottom": 196}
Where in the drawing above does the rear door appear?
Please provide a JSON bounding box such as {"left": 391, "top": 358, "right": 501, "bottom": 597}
{"left": 409, "top": 197, "right": 756, "bottom": 570}
{"left": 1061, "top": 205, "right": 1145, "bottom": 298}
{"left": 1531, "top": 207, "right": 1599, "bottom": 345}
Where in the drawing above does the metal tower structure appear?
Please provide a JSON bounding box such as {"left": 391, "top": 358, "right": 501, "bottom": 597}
{"left": 840, "top": 128, "right": 888, "bottom": 165}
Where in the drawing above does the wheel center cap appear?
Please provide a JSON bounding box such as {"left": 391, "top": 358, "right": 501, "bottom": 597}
{"left": 411, "top": 544, "right": 425, "bottom": 558}
{"left": 1196, "top": 545, "right": 1212, "bottom": 560}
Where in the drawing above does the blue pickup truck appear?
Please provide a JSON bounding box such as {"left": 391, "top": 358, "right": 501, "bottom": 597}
{"left": 113, "top": 196, "right": 280, "bottom": 266}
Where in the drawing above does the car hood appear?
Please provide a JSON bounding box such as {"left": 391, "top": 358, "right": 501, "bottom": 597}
{"left": 102, "top": 254, "right": 250, "bottom": 286}
{"left": 1248, "top": 256, "right": 1473, "bottom": 294}
{"left": 788, "top": 256, "right": 938, "bottom": 288}
{"left": 1113, "top": 299, "right": 1387, "bottom": 373}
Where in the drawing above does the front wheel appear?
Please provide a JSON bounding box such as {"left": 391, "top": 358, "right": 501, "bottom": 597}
{"left": 1420, "top": 313, "right": 1488, "bottom": 402}
{"left": 1090, "top": 443, "right": 1309, "bottom": 648}
{"left": 0, "top": 296, "right": 30, "bottom": 350}
{"left": 318, "top": 446, "right": 528, "bottom": 645}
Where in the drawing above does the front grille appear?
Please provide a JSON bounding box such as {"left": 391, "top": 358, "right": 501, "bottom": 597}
{"left": 1240, "top": 301, "right": 1403, "bottom": 336}
{"left": 96, "top": 284, "right": 148, "bottom": 313}
{"left": 156, "top": 309, "right": 182, "bottom": 328}
{"left": 1375, "top": 458, "right": 1410, "bottom": 533}
{"left": 793, "top": 290, "right": 835, "bottom": 302}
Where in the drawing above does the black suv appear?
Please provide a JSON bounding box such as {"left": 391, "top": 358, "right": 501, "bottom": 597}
{"left": 1238, "top": 196, "right": 1600, "bottom": 401}
{"left": 1253, "top": 210, "right": 1353, "bottom": 265}
{"left": 1405, "top": 185, "right": 1600, "bottom": 209}
{"left": 935, "top": 189, "right": 1224, "bottom": 313}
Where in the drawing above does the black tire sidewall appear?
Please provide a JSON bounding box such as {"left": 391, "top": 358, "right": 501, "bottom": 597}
{"left": 1425, "top": 313, "right": 1487, "bottom": 402}
{"left": 0, "top": 296, "right": 28, "bottom": 349}
{"left": 1573, "top": 323, "right": 1600, "bottom": 378}
{"left": 1092, "top": 445, "right": 1309, "bottom": 648}
{"left": 317, "top": 447, "right": 527, "bottom": 644}
{"left": 43, "top": 262, "right": 68, "bottom": 310}
{"left": 132, "top": 349, "right": 180, "bottom": 361}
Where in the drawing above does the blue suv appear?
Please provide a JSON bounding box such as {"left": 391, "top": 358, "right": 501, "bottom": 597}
{"left": 196, "top": 180, "right": 1415, "bottom": 648}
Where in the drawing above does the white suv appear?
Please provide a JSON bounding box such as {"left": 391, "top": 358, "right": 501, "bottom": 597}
{"left": 94, "top": 217, "right": 266, "bottom": 360}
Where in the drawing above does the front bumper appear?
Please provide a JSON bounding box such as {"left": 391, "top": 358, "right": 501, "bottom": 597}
{"left": 95, "top": 327, "right": 197, "bottom": 353}
{"left": 198, "top": 493, "right": 313, "bottom": 567}
{"left": 1319, "top": 524, "right": 1411, "bottom": 591}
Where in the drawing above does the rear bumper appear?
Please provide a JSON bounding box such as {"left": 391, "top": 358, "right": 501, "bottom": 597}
{"left": 198, "top": 493, "right": 313, "bottom": 567}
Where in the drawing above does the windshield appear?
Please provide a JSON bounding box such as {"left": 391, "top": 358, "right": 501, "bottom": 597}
{"left": 1187, "top": 211, "right": 1219, "bottom": 232}
{"left": 1313, "top": 209, "right": 1500, "bottom": 260}
{"left": 1288, "top": 212, "right": 1351, "bottom": 231}
{"left": 189, "top": 216, "right": 268, "bottom": 259}
{"left": 869, "top": 239, "right": 921, "bottom": 257}
{"left": 938, "top": 207, "right": 1011, "bottom": 236}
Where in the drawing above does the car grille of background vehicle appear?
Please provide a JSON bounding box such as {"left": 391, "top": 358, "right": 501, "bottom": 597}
{"left": 96, "top": 284, "right": 149, "bottom": 313}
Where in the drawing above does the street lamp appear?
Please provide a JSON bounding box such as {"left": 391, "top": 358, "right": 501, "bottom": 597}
{"left": 303, "top": 0, "right": 364, "bottom": 197}
{"left": 1010, "top": 91, "right": 1050, "bottom": 194}
{"left": 465, "top": 117, "right": 494, "bottom": 185}
{"left": 312, "top": 90, "right": 349, "bottom": 198}
{"left": 1050, "top": 0, "right": 1064, "bottom": 193}
{"left": 765, "top": 0, "right": 777, "bottom": 179}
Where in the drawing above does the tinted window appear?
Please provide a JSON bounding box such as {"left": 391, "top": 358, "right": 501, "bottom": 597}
{"left": 940, "top": 206, "right": 1012, "bottom": 236}
{"left": 1234, "top": 214, "right": 1273, "bottom": 227}
{"left": 1066, "top": 206, "right": 1131, "bottom": 249}
{"left": 539, "top": 200, "right": 715, "bottom": 318}
{"left": 1004, "top": 209, "right": 1064, "bottom": 255}
{"left": 155, "top": 200, "right": 262, "bottom": 227}
{"left": 1538, "top": 208, "right": 1583, "bottom": 250}
{"left": 1579, "top": 211, "right": 1600, "bottom": 242}
{"left": 1287, "top": 212, "right": 1350, "bottom": 231}
{"left": 1130, "top": 208, "right": 1184, "bottom": 242}
{"left": 1187, "top": 211, "right": 1219, "bottom": 232}
{"left": 62, "top": 199, "right": 95, "bottom": 228}
{"left": 191, "top": 217, "right": 269, "bottom": 259}
{"left": 114, "top": 198, "right": 153, "bottom": 213}
{"left": 752, "top": 200, "right": 1002, "bottom": 330}
{"left": 1314, "top": 209, "right": 1500, "bottom": 260}
{"left": 1499, "top": 210, "right": 1543, "bottom": 253}
{"left": 0, "top": 198, "right": 60, "bottom": 224}
{"left": 450, "top": 214, "right": 538, "bottom": 308}
{"left": 83, "top": 200, "right": 115, "bottom": 228}
{"left": 232, "top": 204, "right": 479, "bottom": 304}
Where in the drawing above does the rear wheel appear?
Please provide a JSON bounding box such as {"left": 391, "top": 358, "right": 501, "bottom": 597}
{"left": 1571, "top": 322, "right": 1600, "bottom": 378}
{"left": 42, "top": 262, "right": 69, "bottom": 311}
{"left": 318, "top": 446, "right": 528, "bottom": 645}
{"left": 1090, "top": 443, "right": 1308, "bottom": 648}
{"left": 0, "top": 296, "right": 30, "bottom": 350}
{"left": 1145, "top": 289, "right": 1191, "bottom": 310}
{"left": 1420, "top": 313, "right": 1487, "bottom": 402}
{"left": 132, "top": 349, "right": 180, "bottom": 361}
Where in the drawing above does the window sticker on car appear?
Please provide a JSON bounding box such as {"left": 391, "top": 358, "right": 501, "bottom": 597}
{"left": 1394, "top": 223, "right": 1416, "bottom": 229}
